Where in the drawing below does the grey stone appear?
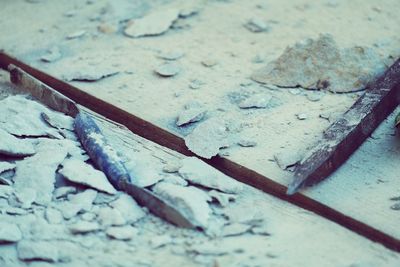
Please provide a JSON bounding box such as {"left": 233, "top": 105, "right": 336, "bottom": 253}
{"left": 0, "top": 128, "right": 35, "bottom": 157}
{"left": 124, "top": 9, "right": 180, "bottom": 38}
{"left": 178, "top": 157, "right": 243, "bottom": 193}
{"left": 17, "top": 240, "right": 59, "bottom": 262}
{"left": 0, "top": 222, "right": 22, "bottom": 242}
{"left": 184, "top": 118, "right": 231, "bottom": 159}
{"left": 252, "top": 34, "right": 387, "bottom": 93}
{"left": 154, "top": 63, "right": 181, "bottom": 77}
{"left": 59, "top": 159, "right": 117, "bottom": 194}
{"left": 106, "top": 226, "right": 138, "bottom": 240}
{"left": 153, "top": 182, "right": 211, "bottom": 228}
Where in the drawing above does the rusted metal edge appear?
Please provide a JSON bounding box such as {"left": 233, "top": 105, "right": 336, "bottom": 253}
{"left": 288, "top": 58, "right": 400, "bottom": 194}
{"left": 1, "top": 52, "right": 399, "bottom": 252}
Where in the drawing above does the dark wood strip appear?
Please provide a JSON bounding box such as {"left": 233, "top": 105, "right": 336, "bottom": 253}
{"left": 1, "top": 52, "right": 399, "bottom": 252}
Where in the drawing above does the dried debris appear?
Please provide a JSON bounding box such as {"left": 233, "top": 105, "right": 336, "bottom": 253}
{"left": 59, "top": 159, "right": 117, "bottom": 195}
{"left": 157, "top": 51, "right": 184, "bottom": 61}
{"left": 154, "top": 63, "right": 181, "bottom": 77}
{"left": 273, "top": 150, "right": 304, "bottom": 170}
{"left": 238, "top": 94, "right": 272, "bottom": 109}
{"left": 69, "top": 221, "right": 100, "bottom": 234}
{"left": 0, "top": 128, "right": 35, "bottom": 157}
{"left": 109, "top": 193, "right": 146, "bottom": 224}
{"left": 17, "top": 240, "right": 59, "bottom": 262}
{"left": 62, "top": 68, "right": 119, "bottom": 82}
{"left": 244, "top": 18, "right": 270, "bottom": 33}
{"left": 0, "top": 222, "right": 22, "bottom": 242}
{"left": 153, "top": 182, "right": 211, "bottom": 228}
{"left": 185, "top": 118, "right": 231, "bottom": 159}
{"left": 106, "top": 226, "right": 138, "bottom": 240}
{"left": 252, "top": 34, "right": 387, "bottom": 92}
{"left": 124, "top": 9, "right": 180, "bottom": 38}
{"left": 66, "top": 30, "right": 86, "bottom": 40}
{"left": 178, "top": 157, "right": 243, "bottom": 193}
{"left": 176, "top": 102, "right": 207, "bottom": 126}
{"left": 40, "top": 46, "right": 62, "bottom": 63}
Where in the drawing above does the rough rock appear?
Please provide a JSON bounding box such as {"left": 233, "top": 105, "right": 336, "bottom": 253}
{"left": 252, "top": 34, "right": 387, "bottom": 93}
{"left": 40, "top": 46, "right": 62, "bottom": 63}
{"left": 17, "top": 240, "right": 59, "bottom": 262}
{"left": 176, "top": 103, "right": 207, "bottom": 126}
{"left": 0, "top": 128, "right": 35, "bottom": 157}
{"left": 59, "top": 159, "right": 117, "bottom": 194}
{"left": 106, "top": 226, "right": 138, "bottom": 240}
{"left": 178, "top": 157, "right": 243, "bottom": 193}
{"left": 244, "top": 17, "right": 270, "bottom": 33}
{"left": 154, "top": 63, "right": 181, "bottom": 77}
{"left": 68, "top": 221, "right": 100, "bottom": 234}
{"left": 238, "top": 94, "right": 272, "bottom": 109}
{"left": 124, "top": 9, "right": 180, "bottom": 38}
{"left": 109, "top": 193, "right": 145, "bottom": 223}
{"left": 97, "top": 206, "right": 126, "bottom": 226}
{"left": 184, "top": 118, "right": 231, "bottom": 159}
{"left": 153, "top": 182, "right": 211, "bottom": 228}
{"left": 0, "top": 222, "right": 22, "bottom": 242}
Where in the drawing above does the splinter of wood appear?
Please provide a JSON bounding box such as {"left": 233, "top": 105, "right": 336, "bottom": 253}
{"left": 288, "top": 58, "right": 400, "bottom": 195}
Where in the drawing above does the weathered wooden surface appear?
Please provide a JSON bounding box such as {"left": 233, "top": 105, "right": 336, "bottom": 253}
{"left": 1, "top": 0, "right": 400, "bottom": 253}
{"left": 2, "top": 69, "right": 400, "bottom": 266}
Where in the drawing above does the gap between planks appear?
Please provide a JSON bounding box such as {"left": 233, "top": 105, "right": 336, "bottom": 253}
{"left": 0, "top": 52, "right": 399, "bottom": 252}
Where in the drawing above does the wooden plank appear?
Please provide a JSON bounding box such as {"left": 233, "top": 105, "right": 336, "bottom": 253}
{"left": 2, "top": 68, "right": 400, "bottom": 266}
{"left": 1, "top": 0, "right": 400, "bottom": 252}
